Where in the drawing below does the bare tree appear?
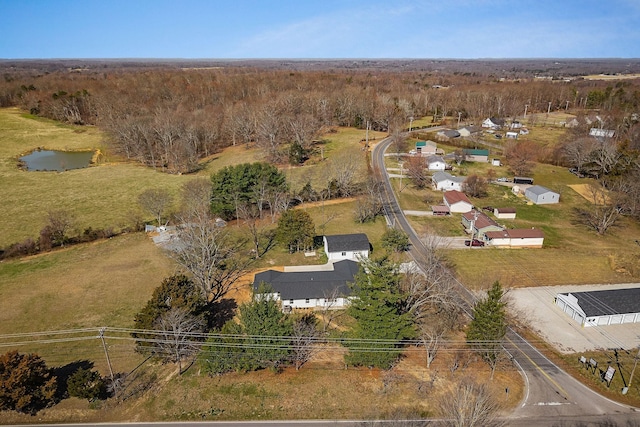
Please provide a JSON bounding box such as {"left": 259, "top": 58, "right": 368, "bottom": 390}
{"left": 573, "top": 180, "right": 623, "bottom": 235}
{"left": 405, "top": 156, "right": 429, "bottom": 189}
{"left": 138, "top": 188, "right": 173, "bottom": 226}
{"left": 45, "top": 209, "right": 76, "bottom": 247}
{"left": 154, "top": 307, "right": 204, "bottom": 374}
{"left": 291, "top": 313, "right": 320, "bottom": 370}
{"left": 462, "top": 175, "right": 488, "bottom": 198}
{"left": 320, "top": 287, "right": 343, "bottom": 334}
{"left": 503, "top": 140, "right": 537, "bottom": 177}
{"left": 171, "top": 210, "right": 251, "bottom": 303}
{"left": 330, "top": 154, "right": 362, "bottom": 197}
{"left": 438, "top": 378, "right": 504, "bottom": 427}
{"left": 561, "top": 136, "right": 598, "bottom": 174}
{"left": 180, "top": 178, "right": 212, "bottom": 219}
{"left": 390, "top": 129, "right": 405, "bottom": 160}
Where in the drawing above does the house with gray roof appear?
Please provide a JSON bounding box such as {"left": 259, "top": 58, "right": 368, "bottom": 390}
{"left": 253, "top": 259, "right": 360, "bottom": 309}
{"left": 432, "top": 171, "right": 464, "bottom": 191}
{"left": 323, "top": 233, "right": 370, "bottom": 261}
{"left": 555, "top": 288, "right": 640, "bottom": 327}
{"left": 525, "top": 185, "right": 560, "bottom": 204}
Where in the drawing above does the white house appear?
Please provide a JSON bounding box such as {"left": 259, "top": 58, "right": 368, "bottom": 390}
{"left": 505, "top": 131, "right": 519, "bottom": 139}
{"left": 252, "top": 259, "right": 360, "bottom": 309}
{"left": 426, "top": 155, "right": 447, "bottom": 171}
{"left": 323, "top": 233, "right": 370, "bottom": 261}
{"left": 485, "top": 228, "right": 544, "bottom": 248}
{"left": 482, "top": 117, "right": 505, "bottom": 130}
{"left": 432, "top": 171, "right": 464, "bottom": 191}
{"left": 525, "top": 185, "right": 560, "bottom": 205}
{"left": 443, "top": 190, "right": 473, "bottom": 213}
{"left": 555, "top": 288, "right": 640, "bottom": 327}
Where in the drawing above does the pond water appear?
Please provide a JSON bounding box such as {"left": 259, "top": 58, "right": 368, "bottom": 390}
{"left": 20, "top": 149, "right": 95, "bottom": 171}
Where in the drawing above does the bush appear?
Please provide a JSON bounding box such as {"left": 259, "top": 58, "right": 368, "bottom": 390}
{"left": 66, "top": 368, "right": 108, "bottom": 401}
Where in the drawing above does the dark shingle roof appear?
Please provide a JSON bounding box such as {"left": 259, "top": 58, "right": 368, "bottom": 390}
{"left": 564, "top": 288, "right": 640, "bottom": 317}
{"left": 324, "top": 233, "right": 370, "bottom": 252}
{"left": 252, "top": 259, "right": 360, "bottom": 300}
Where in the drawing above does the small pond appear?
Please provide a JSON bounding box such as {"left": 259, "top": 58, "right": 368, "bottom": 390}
{"left": 19, "top": 149, "right": 95, "bottom": 171}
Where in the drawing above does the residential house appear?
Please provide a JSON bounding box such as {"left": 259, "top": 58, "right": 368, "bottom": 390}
{"left": 510, "top": 121, "right": 523, "bottom": 129}
{"left": 505, "top": 131, "right": 519, "bottom": 139}
{"left": 253, "top": 259, "right": 360, "bottom": 309}
{"left": 323, "top": 233, "right": 370, "bottom": 261}
{"left": 458, "top": 125, "right": 482, "bottom": 138}
{"left": 443, "top": 190, "right": 473, "bottom": 213}
{"left": 482, "top": 117, "right": 505, "bottom": 130}
{"left": 491, "top": 158, "right": 502, "bottom": 166}
{"left": 415, "top": 140, "right": 438, "bottom": 155}
{"left": 525, "top": 185, "right": 560, "bottom": 205}
{"left": 461, "top": 210, "right": 503, "bottom": 239}
{"left": 436, "top": 129, "right": 461, "bottom": 142}
{"left": 463, "top": 148, "right": 489, "bottom": 162}
{"left": 485, "top": 228, "right": 544, "bottom": 248}
{"left": 494, "top": 207, "right": 516, "bottom": 219}
{"left": 426, "top": 155, "right": 447, "bottom": 171}
{"left": 432, "top": 171, "right": 464, "bottom": 191}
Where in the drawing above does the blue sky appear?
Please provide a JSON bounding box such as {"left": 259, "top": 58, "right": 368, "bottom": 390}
{"left": 1, "top": 0, "right": 638, "bottom": 59}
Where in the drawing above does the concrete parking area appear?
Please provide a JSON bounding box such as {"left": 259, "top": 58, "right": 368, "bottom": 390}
{"left": 508, "top": 283, "right": 640, "bottom": 354}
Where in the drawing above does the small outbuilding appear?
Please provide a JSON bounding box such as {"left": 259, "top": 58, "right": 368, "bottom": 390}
{"left": 555, "top": 288, "right": 640, "bottom": 327}
{"left": 461, "top": 210, "right": 503, "bottom": 239}
{"left": 415, "top": 140, "right": 437, "bottom": 155}
{"left": 525, "top": 185, "right": 560, "bottom": 205}
{"left": 494, "top": 207, "right": 516, "bottom": 219}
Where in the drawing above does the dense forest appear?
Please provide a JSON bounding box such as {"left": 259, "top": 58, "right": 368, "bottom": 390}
{"left": 1, "top": 59, "right": 640, "bottom": 174}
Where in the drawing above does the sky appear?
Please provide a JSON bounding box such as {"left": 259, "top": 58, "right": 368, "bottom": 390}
{"left": 1, "top": 0, "right": 639, "bottom": 59}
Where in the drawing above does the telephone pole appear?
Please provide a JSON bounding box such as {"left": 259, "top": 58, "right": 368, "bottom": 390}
{"left": 99, "top": 327, "right": 117, "bottom": 399}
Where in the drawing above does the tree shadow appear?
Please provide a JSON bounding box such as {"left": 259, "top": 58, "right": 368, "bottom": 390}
{"left": 204, "top": 298, "right": 238, "bottom": 330}
{"left": 50, "top": 359, "right": 94, "bottom": 400}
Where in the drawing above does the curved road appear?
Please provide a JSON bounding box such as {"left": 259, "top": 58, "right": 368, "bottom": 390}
{"left": 371, "top": 137, "right": 639, "bottom": 426}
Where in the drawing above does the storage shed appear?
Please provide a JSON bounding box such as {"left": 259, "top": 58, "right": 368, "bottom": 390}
{"left": 525, "top": 185, "right": 560, "bottom": 205}
{"left": 555, "top": 288, "right": 640, "bottom": 327}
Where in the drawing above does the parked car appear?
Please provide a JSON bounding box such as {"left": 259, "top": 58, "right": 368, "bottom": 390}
{"left": 496, "top": 177, "right": 509, "bottom": 182}
{"left": 409, "top": 149, "right": 417, "bottom": 155}
{"left": 464, "top": 239, "right": 485, "bottom": 247}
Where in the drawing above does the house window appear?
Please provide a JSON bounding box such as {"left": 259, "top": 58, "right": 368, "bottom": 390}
{"left": 305, "top": 298, "right": 310, "bottom": 304}
{"left": 289, "top": 299, "right": 294, "bottom": 304}
{"left": 341, "top": 251, "right": 347, "bottom": 256}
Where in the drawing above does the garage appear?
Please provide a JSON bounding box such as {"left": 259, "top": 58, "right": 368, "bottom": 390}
{"left": 555, "top": 288, "right": 640, "bottom": 327}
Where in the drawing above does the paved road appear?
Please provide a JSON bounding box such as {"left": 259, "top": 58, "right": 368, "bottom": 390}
{"left": 370, "top": 136, "right": 639, "bottom": 426}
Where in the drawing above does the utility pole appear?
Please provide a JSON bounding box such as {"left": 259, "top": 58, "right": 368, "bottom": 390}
{"left": 524, "top": 104, "right": 529, "bottom": 119}
{"left": 547, "top": 101, "right": 552, "bottom": 115}
{"left": 565, "top": 100, "right": 570, "bottom": 111}
{"left": 457, "top": 111, "right": 462, "bottom": 128}
{"left": 409, "top": 116, "right": 414, "bottom": 132}
{"left": 623, "top": 347, "right": 640, "bottom": 395}
{"left": 99, "top": 327, "right": 117, "bottom": 399}
{"left": 469, "top": 210, "right": 478, "bottom": 249}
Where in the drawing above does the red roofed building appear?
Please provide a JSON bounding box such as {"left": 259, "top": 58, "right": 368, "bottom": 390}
{"left": 461, "top": 210, "right": 503, "bottom": 239}
{"left": 443, "top": 190, "right": 473, "bottom": 213}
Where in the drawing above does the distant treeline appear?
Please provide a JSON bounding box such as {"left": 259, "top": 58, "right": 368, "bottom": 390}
{"left": 1, "top": 62, "right": 640, "bottom": 173}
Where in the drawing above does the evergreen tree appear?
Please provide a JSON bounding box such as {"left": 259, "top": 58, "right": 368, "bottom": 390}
{"left": 210, "top": 162, "right": 288, "bottom": 220}
{"left": 466, "top": 281, "right": 507, "bottom": 378}
{"left": 344, "top": 258, "right": 415, "bottom": 369}
{"left": 381, "top": 228, "right": 411, "bottom": 252}
{"left": 132, "top": 275, "right": 207, "bottom": 353}
{"left": 0, "top": 351, "right": 57, "bottom": 414}
{"left": 66, "top": 368, "right": 107, "bottom": 401}
{"left": 276, "top": 209, "right": 315, "bottom": 253}
{"left": 201, "top": 289, "right": 293, "bottom": 374}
